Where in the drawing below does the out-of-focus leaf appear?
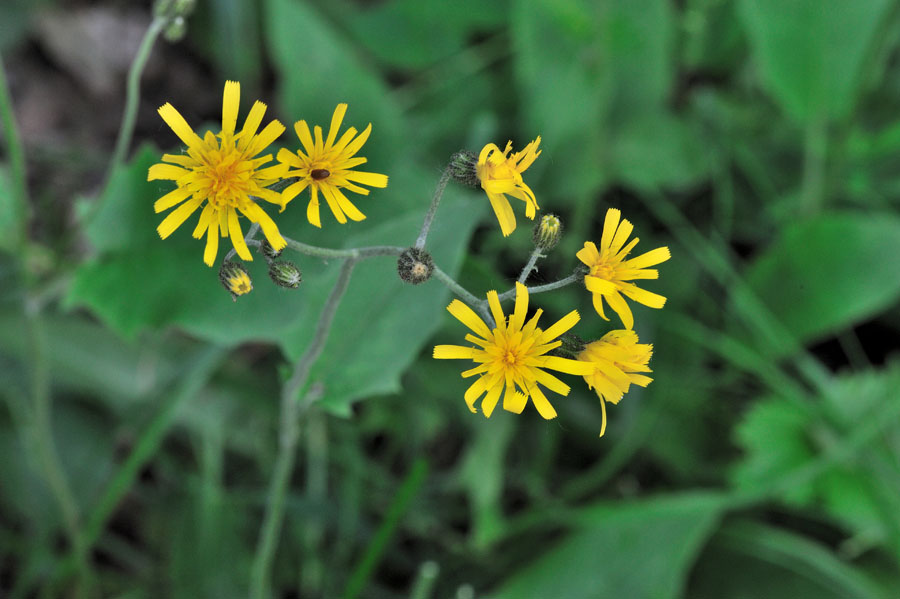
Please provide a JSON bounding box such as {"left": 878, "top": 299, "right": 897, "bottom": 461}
{"left": 459, "top": 415, "right": 514, "bottom": 549}
{"left": 264, "top": 0, "right": 404, "bottom": 161}
{"left": 611, "top": 113, "right": 712, "bottom": 192}
{"left": 732, "top": 363, "right": 900, "bottom": 556}
{"left": 0, "top": 165, "right": 19, "bottom": 252}
{"left": 742, "top": 212, "right": 900, "bottom": 348}
{"left": 492, "top": 493, "right": 725, "bottom": 599}
{"left": 191, "top": 0, "right": 263, "bottom": 88}
{"left": 346, "top": 0, "right": 508, "bottom": 69}
{"left": 689, "top": 520, "right": 889, "bottom": 599}
{"left": 737, "top": 0, "right": 894, "bottom": 123}
{"left": 66, "top": 147, "right": 484, "bottom": 414}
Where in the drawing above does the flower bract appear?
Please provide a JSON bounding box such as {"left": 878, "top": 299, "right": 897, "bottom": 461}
{"left": 278, "top": 104, "right": 388, "bottom": 227}
{"left": 148, "top": 81, "right": 289, "bottom": 266}
{"left": 475, "top": 138, "right": 541, "bottom": 236}
{"left": 576, "top": 208, "right": 671, "bottom": 329}
{"left": 578, "top": 330, "right": 653, "bottom": 437}
{"left": 433, "top": 282, "right": 593, "bottom": 419}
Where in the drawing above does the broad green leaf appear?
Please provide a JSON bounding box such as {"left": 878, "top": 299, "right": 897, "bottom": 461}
{"left": 689, "top": 520, "right": 889, "bottom": 599}
{"left": 742, "top": 212, "right": 900, "bottom": 346}
{"left": 513, "top": 0, "right": 694, "bottom": 200}
{"left": 346, "top": 0, "right": 508, "bottom": 69}
{"left": 264, "top": 0, "right": 404, "bottom": 161}
{"left": 492, "top": 493, "right": 725, "bottom": 599}
{"left": 66, "top": 146, "right": 484, "bottom": 413}
{"left": 737, "top": 0, "right": 893, "bottom": 123}
{"left": 191, "top": 0, "right": 263, "bottom": 88}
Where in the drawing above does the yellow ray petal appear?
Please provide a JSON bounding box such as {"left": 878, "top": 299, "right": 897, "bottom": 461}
{"left": 192, "top": 204, "right": 215, "bottom": 238}
{"left": 605, "top": 289, "right": 634, "bottom": 329}
{"left": 527, "top": 383, "right": 557, "bottom": 420}
{"left": 238, "top": 100, "right": 266, "bottom": 145}
{"left": 486, "top": 290, "right": 505, "bottom": 331}
{"left": 626, "top": 246, "right": 671, "bottom": 269}
{"left": 157, "top": 196, "right": 203, "bottom": 239}
{"left": 293, "top": 120, "right": 315, "bottom": 156}
{"left": 153, "top": 185, "right": 193, "bottom": 212}
{"left": 510, "top": 282, "right": 529, "bottom": 331}
{"left": 446, "top": 300, "right": 491, "bottom": 338}
{"left": 600, "top": 208, "right": 621, "bottom": 251}
{"left": 541, "top": 355, "right": 594, "bottom": 376}
{"left": 157, "top": 103, "right": 203, "bottom": 149}
{"left": 433, "top": 344, "right": 478, "bottom": 360}
{"left": 221, "top": 80, "right": 240, "bottom": 135}
{"left": 228, "top": 208, "right": 252, "bottom": 261}
{"left": 307, "top": 186, "right": 322, "bottom": 228}
{"left": 481, "top": 380, "right": 503, "bottom": 418}
{"left": 487, "top": 192, "right": 516, "bottom": 236}
{"left": 203, "top": 222, "right": 219, "bottom": 266}
{"left": 148, "top": 163, "right": 189, "bottom": 181}
{"left": 621, "top": 284, "right": 667, "bottom": 309}
{"left": 536, "top": 310, "right": 580, "bottom": 344}
{"left": 325, "top": 103, "right": 348, "bottom": 149}
{"left": 343, "top": 170, "right": 389, "bottom": 188}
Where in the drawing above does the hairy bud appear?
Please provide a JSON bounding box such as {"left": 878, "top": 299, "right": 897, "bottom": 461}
{"left": 268, "top": 261, "right": 302, "bottom": 289}
{"left": 448, "top": 151, "right": 478, "bottom": 188}
{"left": 533, "top": 214, "right": 562, "bottom": 251}
{"left": 397, "top": 247, "right": 434, "bottom": 285}
{"left": 219, "top": 262, "right": 252, "bottom": 301}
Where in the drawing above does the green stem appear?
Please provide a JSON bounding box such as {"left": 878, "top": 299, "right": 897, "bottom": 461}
{"left": 84, "top": 16, "right": 166, "bottom": 226}
{"left": 250, "top": 258, "right": 358, "bottom": 599}
{"left": 415, "top": 165, "right": 452, "bottom": 249}
{"left": 495, "top": 268, "right": 584, "bottom": 303}
{"left": 24, "top": 304, "right": 89, "bottom": 594}
{"left": 0, "top": 52, "right": 30, "bottom": 243}
{"left": 284, "top": 237, "right": 405, "bottom": 260}
{"left": 409, "top": 562, "right": 440, "bottom": 599}
{"left": 517, "top": 247, "right": 544, "bottom": 284}
{"left": 342, "top": 458, "right": 429, "bottom": 599}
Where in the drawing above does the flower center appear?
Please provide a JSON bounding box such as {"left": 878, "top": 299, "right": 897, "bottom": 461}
{"left": 311, "top": 168, "right": 331, "bottom": 180}
{"left": 200, "top": 140, "right": 253, "bottom": 208}
{"left": 591, "top": 261, "right": 617, "bottom": 281}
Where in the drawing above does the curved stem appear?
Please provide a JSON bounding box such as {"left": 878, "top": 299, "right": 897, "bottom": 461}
{"left": 415, "top": 165, "right": 452, "bottom": 249}
{"left": 284, "top": 237, "right": 405, "bottom": 260}
{"left": 85, "top": 16, "right": 166, "bottom": 226}
{"left": 495, "top": 269, "right": 584, "bottom": 303}
{"left": 517, "top": 247, "right": 544, "bottom": 284}
{"left": 250, "top": 258, "right": 358, "bottom": 599}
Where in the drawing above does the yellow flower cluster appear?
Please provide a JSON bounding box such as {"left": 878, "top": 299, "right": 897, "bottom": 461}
{"left": 438, "top": 136, "right": 671, "bottom": 437}
{"left": 148, "top": 81, "right": 388, "bottom": 266}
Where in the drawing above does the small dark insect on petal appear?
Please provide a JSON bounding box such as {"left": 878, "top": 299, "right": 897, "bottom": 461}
{"left": 310, "top": 169, "right": 331, "bottom": 180}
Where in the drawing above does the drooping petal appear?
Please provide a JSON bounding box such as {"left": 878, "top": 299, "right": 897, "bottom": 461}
{"left": 157, "top": 196, "right": 203, "bottom": 239}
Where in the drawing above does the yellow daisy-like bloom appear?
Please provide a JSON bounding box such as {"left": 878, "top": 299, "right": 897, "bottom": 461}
{"left": 576, "top": 208, "right": 671, "bottom": 329}
{"left": 578, "top": 330, "right": 653, "bottom": 437}
{"left": 433, "top": 282, "right": 593, "bottom": 419}
{"left": 277, "top": 103, "right": 388, "bottom": 228}
{"left": 148, "top": 81, "right": 289, "bottom": 266}
{"left": 475, "top": 137, "right": 541, "bottom": 236}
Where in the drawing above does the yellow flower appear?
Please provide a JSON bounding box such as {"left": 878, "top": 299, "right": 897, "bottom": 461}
{"left": 576, "top": 208, "right": 671, "bottom": 329}
{"left": 219, "top": 261, "right": 253, "bottom": 301}
{"left": 476, "top": 137, "right": 541, "bottom": 236}
{"left": 433, "top": 282, "right": 593, "bottom": 419}
{"left": 578, "top": 330, "right": 653, "bottom": 437}
{"left": 278, "top": 104, "right": 388, "bottom": 228}
{"left": 148, "top": 81, "right": 289, "bottom": 267}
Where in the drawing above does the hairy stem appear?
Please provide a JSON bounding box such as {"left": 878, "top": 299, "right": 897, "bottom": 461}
{"left": 415, "top": 165, "right": 452, "bottom": 249}
{"left": 250, "top": 258, "right": 358, "bottom": 599}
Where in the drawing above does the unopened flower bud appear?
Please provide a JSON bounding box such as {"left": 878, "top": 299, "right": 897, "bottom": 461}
{"left": 163, "top": 16, "right": 187, "bottom": 42}
{"left": 260, "top": 239, "right": 283, "bottom": 261}
{"left": 533, "top": 214, "right": 562, "bottom": 251}
{"left": 448, "top": 151, "right": 478, "bottom": 187}
{"left": 153, "top": 0, "right": 175, "bottom": 18}
{"left": 174, "top": 0, "right": 196, "bottom": 17}
{"left": 269, "top": 261, "right": 302, "bottom": 289}
{"left": 219, "top": 261, "right": 252, "bottom": 301}
{"left": 555, "top": 333, "right": 586, "bottom": 359}
{"left": 397, "top": 247, "right": 434, "bottom": 285}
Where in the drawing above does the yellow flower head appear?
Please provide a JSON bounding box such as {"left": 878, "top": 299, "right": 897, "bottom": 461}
{"left": 278, "top": 104, "right": 388, "bottom": 228}
{"left": 148, "top": 81, "right": 289, "bottom": 266}
{"left": 576, "top": 208, "right": 671, "bottom": 329}
{"left": 578, "top": 330, "right": 653, "bottom": 437}
{"left": 219, "top": 261, "right": 253, "bottom": 301}
{"left": 433, "top": 282, "right": 593, "bottom": 419}
{"left": 476, "top": 137, "right": 541, "bottom": 236}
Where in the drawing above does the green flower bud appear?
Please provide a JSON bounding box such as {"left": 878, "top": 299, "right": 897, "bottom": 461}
{"left": 397, "top": 247, "right": 434, "bottom": 285}
{"left": 259, "top": 239, "right": 283, "bottom": 261}
{"left": 269, "top": 261, "right": 302, "bottom": 289}
{"left": 219, "top": 261, "right": 252, "bottom": 301}
{"left": 448, "top": 150, "right": 478, "bottom": 187}
{"left": 163, "top": 16, "right": 187, "bottom": 42}
{"left": 153, "top": 0, "right": 175, "bottom": 18}
{"left": 533, "top": 214, "right": 562, "bottom": 251}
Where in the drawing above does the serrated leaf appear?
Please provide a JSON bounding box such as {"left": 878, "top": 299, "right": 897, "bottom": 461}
{"left": 67, "top": 146, "right": 485, "bottom": 413}
{"left": 491, "top": 493, "right": 725, "bottom": 599}
{"left": 737, "top": 0, "right": 893, "bottom": 123}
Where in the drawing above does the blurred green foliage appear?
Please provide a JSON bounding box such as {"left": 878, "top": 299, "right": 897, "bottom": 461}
{"left": 1, "top": 0, "right": 900, "bottom": 597}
